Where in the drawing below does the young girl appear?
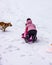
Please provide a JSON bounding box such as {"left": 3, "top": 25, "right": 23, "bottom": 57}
{"left": 22, "top": 18, "right": 37, "bottom": 43}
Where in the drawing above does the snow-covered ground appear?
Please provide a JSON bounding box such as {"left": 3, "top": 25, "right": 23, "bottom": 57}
{"left": 0, "top": 0, "right": 52, "bottom": 65}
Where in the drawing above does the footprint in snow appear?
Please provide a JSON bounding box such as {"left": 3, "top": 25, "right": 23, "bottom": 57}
{"left": 16, "top": 48, "right": 20, "bottom": 50}
{"left": 49, "top": 62, "right": 52, "bottom": 65}
{"left": 20, "top": 54, "right": 26, "bottom": 57}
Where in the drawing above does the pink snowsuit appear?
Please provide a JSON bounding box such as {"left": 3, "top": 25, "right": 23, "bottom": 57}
{"left": 22, "top": 20, "right": 37, "bottom": 38}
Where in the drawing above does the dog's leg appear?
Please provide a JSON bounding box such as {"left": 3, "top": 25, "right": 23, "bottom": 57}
{"left": 2, "top": 25, "right": 6, "bottom": 32}
{"left": 3, "top": 29, "right": 5, "bottom": 32}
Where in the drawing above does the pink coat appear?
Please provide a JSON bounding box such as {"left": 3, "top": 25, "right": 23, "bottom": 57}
{"left": 22, "top": 20, "right": 37, "bottom": 38}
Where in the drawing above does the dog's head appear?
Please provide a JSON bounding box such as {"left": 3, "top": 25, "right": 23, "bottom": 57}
{"left": 8, "top": 23, "right": 12, "bottom": 26}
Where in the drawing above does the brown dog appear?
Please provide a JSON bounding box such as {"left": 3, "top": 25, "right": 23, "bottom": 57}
{"left": 0, "top": 22, "right": 12, "bottom": 31}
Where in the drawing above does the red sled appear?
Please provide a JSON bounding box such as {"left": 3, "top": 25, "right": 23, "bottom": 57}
{"left": 22, "top": 33, "right": 37, "bottom": 42}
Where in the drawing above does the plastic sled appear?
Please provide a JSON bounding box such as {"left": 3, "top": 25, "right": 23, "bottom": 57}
{"left": 22, "top": 33, "right": 37, "bottom": 42}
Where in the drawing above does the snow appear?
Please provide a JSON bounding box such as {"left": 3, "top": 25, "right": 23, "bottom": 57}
{"left": 0, "top": 0, "right": 52, "bottom": 65}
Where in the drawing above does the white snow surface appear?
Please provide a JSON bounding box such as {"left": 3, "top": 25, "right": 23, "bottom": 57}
{"left": 0, "top": 0, "right": 52, "bottom": 65}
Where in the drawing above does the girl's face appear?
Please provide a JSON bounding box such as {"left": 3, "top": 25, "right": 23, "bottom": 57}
{"left": 26, "top": 19, "right": 32, "bottom": 26}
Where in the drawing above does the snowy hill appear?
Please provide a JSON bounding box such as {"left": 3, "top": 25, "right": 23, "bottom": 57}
{"left": 0, "top": 0, "right": 52, "bottom": 65}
